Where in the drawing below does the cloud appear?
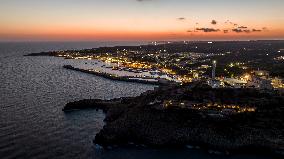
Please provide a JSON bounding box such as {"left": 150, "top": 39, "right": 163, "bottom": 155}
{"left": 238, "top": 26, "right": 247, "bottom": 29}
{"left": 231, "top": 28, "right": 262, "bottom": 33}
{"left": 187, "top": 30, "right": 192, "bottom": 32}
{"left": 232, "top": 29, "right": 243, "bottom": 33}
{"left": 232, "top": 29, "right": 250, "bottom": 33}
{"left": 243, "top": 30, "right": 251, "bottom": 33}
{"left": 252, "top": 29, "right": 262, "bottom": 32}
{"left": 196, "top": 28, "right": 220, "bottom": 32}
{"left": 223, "top": 30, "right": 229, "bottom": 33}
{"left": 262, "top": 27, "right": 269, "bottom": 32}
{"left": 177, "top": 17, "right": 186, "bottom": 21}
{"left": 225, "top": 20, "right": 238, "bottom": 27}
{"left": 211, "top": 20, "right": 217, "bottom": 25}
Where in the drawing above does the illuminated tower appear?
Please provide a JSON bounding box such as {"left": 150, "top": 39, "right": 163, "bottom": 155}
{"left": 212, "top": 60, "right": 216, "bottom": 79}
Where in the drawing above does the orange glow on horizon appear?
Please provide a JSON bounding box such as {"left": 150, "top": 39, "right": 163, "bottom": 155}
{"left": 1, "top": 0, "right": 284, "bottom": 41}
{"left": 1, "top": 28, "right": 283, "bottom": 41}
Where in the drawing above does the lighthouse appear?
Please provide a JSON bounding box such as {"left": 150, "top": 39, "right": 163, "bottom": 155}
{"left": 208, "top": 60, "right": 221, "bottom": 88}
{"left": 212, "top": 60, "right": 216, "bottom": 79}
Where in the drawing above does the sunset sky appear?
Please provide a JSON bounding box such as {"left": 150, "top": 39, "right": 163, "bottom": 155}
{"left": 0, "top": 0, "right": 284, "bottom": 41}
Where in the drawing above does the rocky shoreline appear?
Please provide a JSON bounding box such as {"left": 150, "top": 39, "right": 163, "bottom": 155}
{"left": 64, "top": 83, "right": 284, "bottom": 157}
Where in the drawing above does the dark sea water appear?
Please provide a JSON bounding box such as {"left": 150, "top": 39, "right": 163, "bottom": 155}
{"left": 0, "top": 42, "right": 272, "bottom": 159}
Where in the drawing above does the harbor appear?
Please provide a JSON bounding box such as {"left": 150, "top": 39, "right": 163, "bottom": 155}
{"left": 62, "top": 58, "right": 183, "bottom": 85}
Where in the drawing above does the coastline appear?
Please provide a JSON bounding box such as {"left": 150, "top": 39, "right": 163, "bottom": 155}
{"left": 24, "top": 43, "right": 284, "bottom": 157}
{"left": 63, "top": 84, "right": 284, "bottom": 157}
{"left": 25, "top": 52, "right": 178, "bottom": 86}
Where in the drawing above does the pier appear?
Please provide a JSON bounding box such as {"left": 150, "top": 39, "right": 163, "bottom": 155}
{"left": 63, "top": 65, "right": 173, "bottom": 85}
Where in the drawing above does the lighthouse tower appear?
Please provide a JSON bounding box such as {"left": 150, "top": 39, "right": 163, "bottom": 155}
{"left": 212, "top": 60, "right": 216, "bottom": 79}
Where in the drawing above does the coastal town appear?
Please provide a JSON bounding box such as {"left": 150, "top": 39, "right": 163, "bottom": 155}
{"left": 30, "top": 41, "right": 284, "bottom": 89}
{"left": 26, "top": 40, "right": 284, "bottom": 156}
{"left": 2, "top": 0, "right": 284, "bottom": 158}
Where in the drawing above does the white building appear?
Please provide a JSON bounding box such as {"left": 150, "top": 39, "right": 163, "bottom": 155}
{"left": 247, "top": 76, "right": 273, "bottom": 89}
{"left": 208, "top": 79, "right": 222, "bottom": 88}
{"left": 223, "top": 78, "right": 247, "bottom": 88}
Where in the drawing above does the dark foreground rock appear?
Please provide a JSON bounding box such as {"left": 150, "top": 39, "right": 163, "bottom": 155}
{"left": 64, "top": 83, "right": 284, "bottom": 156}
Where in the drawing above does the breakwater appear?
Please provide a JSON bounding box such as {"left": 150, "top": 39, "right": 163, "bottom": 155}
{"left": 63, "top": 65, "right": 169, "bottom": 85}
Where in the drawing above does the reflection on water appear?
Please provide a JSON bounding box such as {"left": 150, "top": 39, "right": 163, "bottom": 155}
{"left": 0, "top": 42, "right": 154, "bottom": 159}
{"left": 0, "top": 42, "right": 272, "bottom": 159}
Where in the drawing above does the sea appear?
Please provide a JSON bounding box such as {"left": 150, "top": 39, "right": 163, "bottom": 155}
{"left": 0, "top": 42, "right": 273, "bottom": 159}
